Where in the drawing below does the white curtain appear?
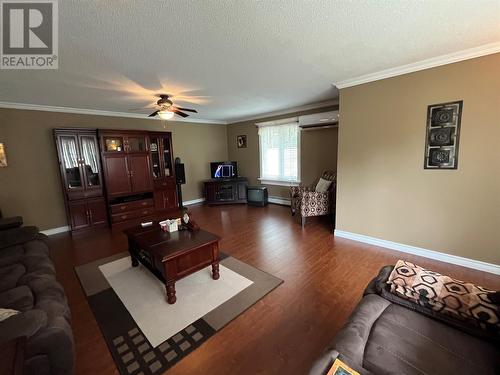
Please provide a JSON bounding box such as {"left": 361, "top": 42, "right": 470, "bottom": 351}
{"left": 258, "top": 122, "right": 299, "bottom": 182}
{"left": 81, "top": 137, "right": 99, "bottom": 173}
{"left": 61, "top": 137, "right": 79, "bottom": 169}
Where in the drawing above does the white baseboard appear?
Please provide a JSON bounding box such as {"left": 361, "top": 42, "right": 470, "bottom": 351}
{"left": 40, "top": 226, "right": 70, "bottom": 236}
{"left": 183, "top": 198, "right": 206, "bottom": 206}
{"left": 334, "top": 230, "right": 500, "bottom": 275}
{"left": 268, "top": 196, "right": 291, "bottom": 206}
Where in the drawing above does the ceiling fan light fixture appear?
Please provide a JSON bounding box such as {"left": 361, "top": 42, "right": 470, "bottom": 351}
{"left": 158, "top": 110, "right": 175, "bottom": 120}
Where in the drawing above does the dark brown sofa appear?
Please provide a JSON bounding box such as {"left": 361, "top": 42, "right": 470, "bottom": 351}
{"left": 0, "top": 225, "right": 74, "bottom": 375}
{"left": 309, "top": 266, "right": 500, "bottom": 375}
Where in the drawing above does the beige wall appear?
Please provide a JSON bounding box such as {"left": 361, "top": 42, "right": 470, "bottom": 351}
{"left": 227, "top": 106, "right": 339, "bottom": 198}
{"left": 0, "top": 109, "right": 227, "bottom": 230}
{"left": 336, "top": 53, "right": 500, "bottom": 265}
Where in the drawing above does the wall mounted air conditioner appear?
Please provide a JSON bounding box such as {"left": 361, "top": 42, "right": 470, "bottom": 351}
{"left": 298, "top": 110, "right": 339, "bottom": 130}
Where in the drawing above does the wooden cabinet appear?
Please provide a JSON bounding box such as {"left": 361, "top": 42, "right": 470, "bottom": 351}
{"left": 68, "top": 200, "right": 89, "bottom": 230}
{"left": 55, "top": 129, "right": 180, "bottom": 232}
{"left": 204, "top": 178, "right": 248, "bottom": 204}
{"left": 128, "top": 154, "right": 153, "bottom": 193}
{"left": 100, "top": 131, "right": 153, "bottom": 197}
{"left": 68, "top": 198, "right": 107, "bottom": 230}
{"left": 149, "top": 132, "right": 178, "bottom": 212}
{"left": 154, "top": 187, "right": 177, "bottom": 211}
{"left": 54, "top": 129, "right": 107, "bottom": 232}
{"left": 102, "top": 154, "right": 131, "bottom": 196}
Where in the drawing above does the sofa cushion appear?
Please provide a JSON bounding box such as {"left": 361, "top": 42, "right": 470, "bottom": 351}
{"left": 363, "top": 301, "right": 499, "bottom": 375}
{"left": 0, "top": 285, "right": 34, "bottom": 311}
{"left": 0, "top": 245, "right": 24, "bottom": 267}
{"left": 0, "top": 263, "right": 25, "bottom": 292}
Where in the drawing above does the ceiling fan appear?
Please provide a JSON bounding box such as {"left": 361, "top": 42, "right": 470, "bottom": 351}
{"left": 133, "top": 94, "right": 198, "bottom": 120}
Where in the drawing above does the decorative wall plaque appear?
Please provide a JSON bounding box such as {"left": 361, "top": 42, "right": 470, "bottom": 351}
{"left": 0, "top": 143, "right": 7, "bottom": 167}
{"left": 237, "top": 135, "right": 247, "bottom": 148}
{"left": 424, "top": 101, "right": 463, "bottom": 169}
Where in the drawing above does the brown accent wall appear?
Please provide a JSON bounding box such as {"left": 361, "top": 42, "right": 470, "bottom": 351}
{"left": 336, "top": 53, "right": 500, "bottom": 264}
{"left": 0, "top": 109, "right": 227, "bottom": 230}
{"left": 227, "top": 107, "right": 339, "bottom": 198}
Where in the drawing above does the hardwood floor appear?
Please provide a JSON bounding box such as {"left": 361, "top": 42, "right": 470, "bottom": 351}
{"left": 49, "top": 203, "right": 500, "bottom": 375}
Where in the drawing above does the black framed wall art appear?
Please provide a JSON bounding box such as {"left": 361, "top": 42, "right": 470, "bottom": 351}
{"left": 424, "top": 100, "right": 463, "bottom": 169}
{"left": 237, "top": 135, "right": 247, "bottom": 148}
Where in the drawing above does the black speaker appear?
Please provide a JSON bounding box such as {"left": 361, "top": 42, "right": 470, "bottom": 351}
{"left": 175, "top": 163, "right": 186, "bottom": 184}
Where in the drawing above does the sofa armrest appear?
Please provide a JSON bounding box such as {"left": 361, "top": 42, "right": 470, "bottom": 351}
{"left": 308, "top": 349, "right": 340, "bottom": 375}
{"left": 0, "top": 310, "right": 47, "bottom": 345}
{"left": 0, "top": 226, "right": 40, "bottom": 250}
{"left": 26, "top": 316, "right": 74, "bottom": 375}
{"left": 0, "top": 216, "right": 23, "bottom": 231}
{"left": 302, "top": 191, "right": 329, "bottom": 201}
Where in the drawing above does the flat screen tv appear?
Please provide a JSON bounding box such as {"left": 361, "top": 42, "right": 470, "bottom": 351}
{"left": 210, "top": 161, "right": 237, "bottom": 179}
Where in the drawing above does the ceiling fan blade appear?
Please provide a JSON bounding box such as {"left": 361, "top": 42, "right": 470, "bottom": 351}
{"left": 148, "top": 110, "right": 159, "bottom": 117}
{"left": 172, "top": 109, "right": 189, "bottom": 118}
{"left": 129, "top": 107, "right": 157, "bottom": 112}
{"left": 172, "top": 106, "right": 197, "bottom": 113}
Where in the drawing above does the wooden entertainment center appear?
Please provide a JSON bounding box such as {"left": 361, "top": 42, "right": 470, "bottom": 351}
{"left": 204, "top": 177, "right": 248, "bottom": 204}
{"left": 54, "top": 128, "right": 179, "bottom": 232}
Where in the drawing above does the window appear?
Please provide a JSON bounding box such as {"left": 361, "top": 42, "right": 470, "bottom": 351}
{"left": 258, "top": 119, "right": 300, "bottom": 185}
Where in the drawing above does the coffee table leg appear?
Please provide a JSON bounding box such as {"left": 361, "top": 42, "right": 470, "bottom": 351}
{"left": 212, "top": 262, "right": 220, "bottom": 280}
{"left": 166, "top": 282, "right": 177, "bottom": 304}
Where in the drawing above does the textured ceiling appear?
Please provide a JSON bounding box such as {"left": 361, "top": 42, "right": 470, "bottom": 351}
{"left": 1, "top": 1, "right": 499, "bottom": 122}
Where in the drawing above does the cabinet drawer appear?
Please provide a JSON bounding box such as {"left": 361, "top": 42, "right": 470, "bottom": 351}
{"left": 154, "top": 178, "right": 176, "bottom": 190}
{"left": 110, "top": 199, "right": 153, "bottom": 214}
{"left": 111, "top": 207, "right": 154, "bottom": 223}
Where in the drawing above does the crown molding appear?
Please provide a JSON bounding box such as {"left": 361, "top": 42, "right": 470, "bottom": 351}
{"left": 0, "top": 101, "right": 227, "bottom": 125}
{"left": 228, "top": 99, "right": 339, "bottom": 124}
{"left": 335, "top": 41, "right": 500, "bottom": 89}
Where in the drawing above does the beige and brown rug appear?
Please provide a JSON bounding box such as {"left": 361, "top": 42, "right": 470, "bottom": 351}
{"left": 75, "top": 252, "right": 282, "bottom": 375}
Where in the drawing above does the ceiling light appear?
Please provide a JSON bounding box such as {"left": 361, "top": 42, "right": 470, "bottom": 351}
{"left": 158, "top": 111, "right": 174, "bottom": 120}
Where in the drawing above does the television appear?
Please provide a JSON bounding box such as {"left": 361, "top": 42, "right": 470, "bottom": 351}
{"left": 247, "top": 186, "right": 268, "bottom": 207}
{"left": 210, "top": 161, "right": 237, "bottom": 179}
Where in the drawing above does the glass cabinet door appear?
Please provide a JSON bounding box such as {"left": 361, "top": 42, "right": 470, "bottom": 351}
{"left": 104, "top": 136, "right": 124, "bottom": 152}
{"left": 59, "top": 135, "right": 82, "bottom": 189}
{"left": 127, "top": 136, "right": 147, "bottom": 152}
{"left": 80, "top": 135, "right": 101, "bottom": 187}
{"left": 150, "top": 137, "right": 161, "bottom": 179}
{"left": 162, "top": 136, "right": 172, "bottom": 177}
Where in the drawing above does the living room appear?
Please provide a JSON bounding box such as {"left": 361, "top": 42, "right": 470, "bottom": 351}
{"left": 0, "top": 2, "right": 499, "bottom": 375}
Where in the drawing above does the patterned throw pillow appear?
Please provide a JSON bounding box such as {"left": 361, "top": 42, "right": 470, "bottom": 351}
{"left": 387, "top": 260, "right": 499, "bottom": 334}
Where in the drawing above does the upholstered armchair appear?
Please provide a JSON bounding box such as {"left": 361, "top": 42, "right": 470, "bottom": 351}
{"left": 290, "top": 171, "right": 336, "bottom": 226}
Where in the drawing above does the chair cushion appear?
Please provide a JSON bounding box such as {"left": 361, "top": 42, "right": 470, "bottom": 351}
{"left": 315, "top": 178, "right": 332, "bottom": 193}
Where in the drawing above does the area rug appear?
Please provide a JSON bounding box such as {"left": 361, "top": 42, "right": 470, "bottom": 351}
{"left": 75, "top": 252, "right": 282, "bottom": 375}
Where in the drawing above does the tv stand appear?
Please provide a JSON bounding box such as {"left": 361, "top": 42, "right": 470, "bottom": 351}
{"left": 204, "top": 177, "right": 248, "bottom": 205}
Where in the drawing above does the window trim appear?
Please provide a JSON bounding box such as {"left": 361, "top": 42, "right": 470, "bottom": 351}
{"left": 257, "top": 118, "right": 301, "bottom": 186}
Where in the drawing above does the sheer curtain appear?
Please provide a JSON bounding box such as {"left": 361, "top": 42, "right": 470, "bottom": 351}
{"left": 61, "top": 137, "right": 79, "bottom": 169}
{"left": 81, "top": 137, "right": 99, "bottom": 173}
{"left": 258, "top": 121, "right": 300, "bottom": 183}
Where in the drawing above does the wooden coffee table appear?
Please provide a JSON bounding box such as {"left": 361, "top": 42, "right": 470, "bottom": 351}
{"left": 125, "top": 223, "right": 221, "bottom": 304}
